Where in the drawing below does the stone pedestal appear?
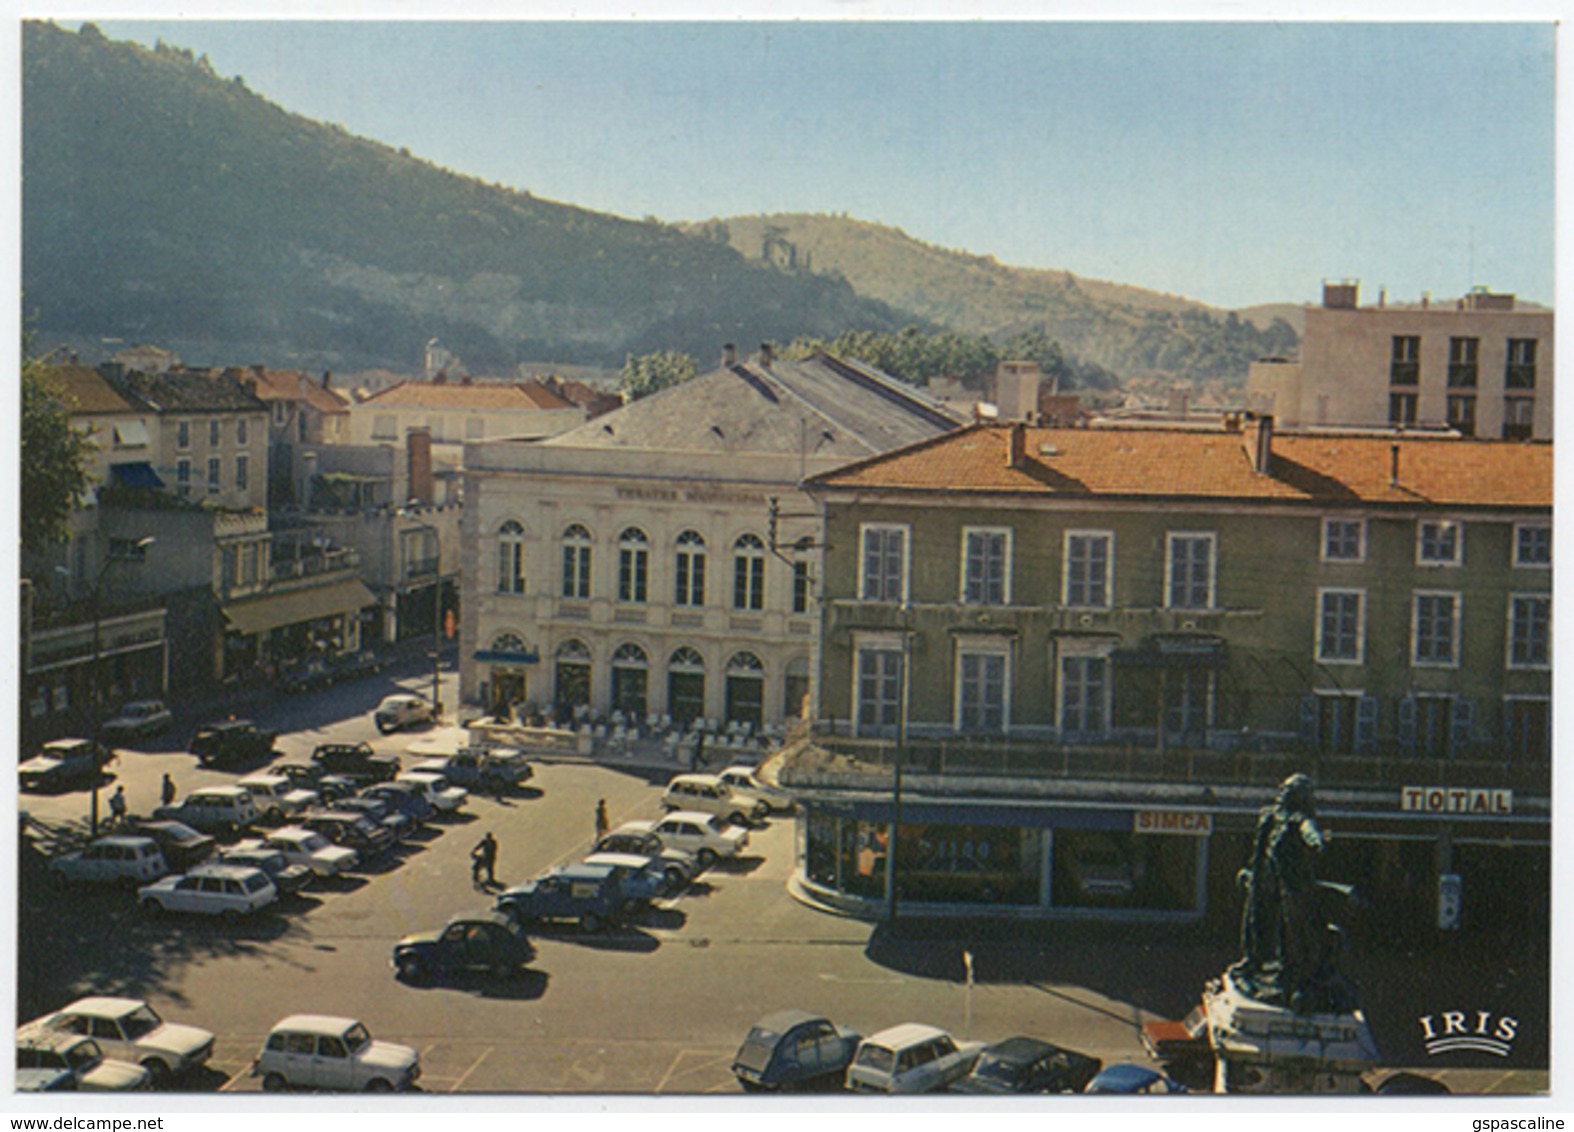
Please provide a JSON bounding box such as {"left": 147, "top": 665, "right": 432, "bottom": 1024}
{"left": 1203, "top": 972, "right": 1380, "bottom": 1094}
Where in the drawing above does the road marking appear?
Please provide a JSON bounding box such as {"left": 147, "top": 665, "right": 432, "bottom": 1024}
{"left": 218, "top": 1064, "right": 254, "bottom": 1092}
{"left": 653, "top": 1050, "right": 736, "bottom": 1094}
{"left": 817, "top": 972, "right": 904, "bottom": 984}
{"left": 448, "top": 1045, "right": 494, "bottom": 1092}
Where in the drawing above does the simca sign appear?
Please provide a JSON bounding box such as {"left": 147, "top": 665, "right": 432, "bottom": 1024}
{"left": 1133, "top": 810, "right": 1213, "bottom": 835}
{"left": 1401, "top": 787, "right": 1513, "bottom": 815}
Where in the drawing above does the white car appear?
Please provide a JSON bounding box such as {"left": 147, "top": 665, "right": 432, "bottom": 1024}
{"left": 238, "top": 774, "right": 319, "bottom": 823}
{"left": 138, "top": 864, "right": 278, "bottom": 919}
{"left": 649, "top": 811, "right": 749, "bottom": 867}
{"left": 396, "top": 770, "right": 468, "bottom": 813}
{"left": 153, "top": 785, "right": 262, "bottom": 836}
{"left": 845, "top": 1023, "right": 986, "bottom": 1094}
{"left": 15, "top": 1031, "right": 151, "bottom": 1091}
{"left": 256, "top": 827, "right": 359, "bottom": 877}
{"left": 22, "top": 996, "right": 215, "bottom": 1083}
{"left": 99, "top": 700, "right": 173, "bottom": 744}
{"left": 253, "top": 1014, "right": 420, "bottom": 1092}
{"left": 374, "top": 694, "right": 436, "bottom": 734}
{"left": 717, "top": 766, "right": 795, "bottom": 814}
{"left": 49, "top": 836, "right": 169, "bottom": 887}
{"left": 661, "top": 773, "right": 767, "bottom": 825}
{"left": 596, "top": 823, "right": 700, "bottom": 888}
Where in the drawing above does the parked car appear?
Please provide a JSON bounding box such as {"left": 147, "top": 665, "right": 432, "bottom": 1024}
{"left": 189, "top": 720, "right": 276, "bottom": 767}
{"left": 138, "top": 864, "right": 278, "bottom": 919}
{"left": 154, "top": 785, "right": 261, "bottom": 836}
{"left": 1066, "top": 835, "right": 1144, "bottom": 900}
{"left": 1085, "top": 1063, "right": 1189, "bottom": 1094}
{"left": 15, "top": 1065, "right": 77, "bottom": 1092}
{"left": 582, "top": 852, "right": 668, "bottom": 915}
{"left": 314, "top": 775, "right": 363, "bottom": 803}
{"left": 238, "top": 773, "right": 318, "bottom": 824}
{"left": 391, "top": 912, "right": 536, "bottom": 983}
{"left": 495, "top": 863, "right": 623, "bottom": 933}
{"left": 717, "top": 765, "right": 795, "bottom": 814}
{"left": 952, "top": 1036, "right": 1102, "bottom": 1094}
{"left": 661, "top": 773, "right": 767, "bottom": 825}
{"left": 19, "top": 739, "right": 108, "bottom": 793}
{"left": 253, "top": 1015, "right": 420, "bottom": 1092}
{"left": 22, "top": 997, "right": 214, "bottom": 1083}
{"left": 1141, "top": 1004, "right": 1210, "bottom": 1068}
{"left": 277, "top": 657, "right": 333, "bottom": 695}
{"left": 310, "top": 742, "right": 400, "bottom": 783}
{"left": 844, "top": 1024, "right": 985, "bottom": 1094}
{"left": 271, "top": 761, "right": 326, "bottom": 789}
{"left": 374, "top": 694, "right": 436, "bottom": 734}
{"left": 333, "top": 794, "right": 413, "bottom": 841}
{"left": 100, "top": 700, "right": 173, "bottom": 744}
{"left": 15, "top": 1032, "right": 150, "bottom": 1091}
{"left": 396, "top": 770, "right": 468, "bottom": 814}
{"left": 648, "top": 811, "right": 750, "bottom": 867}
{"left": 361, "top": 780, "right": 435, "bottom": 827}
{"left": 411, "top": 746, "right": 533, "bottom": 793}
{"left": 301, "top": 811, "right": 396, "bottom": 860}
{"left": 256, "top": 827, "right": 359, "bottom": 878}
{"left": 218, "top": 845, "right": 313, "bottom": 897}
{"left": 596, "top": 824, "right": 699, "bottom": 889}
{"left": 1373, "top": 1071, "right": 1451, "bottom": 1095}
{"left": 732, "top": 1010, "right": 862, "bottom": 1092}
{"left": 329, "top": 648, "right": 385, "bottom": 683}
{"left": 127, "top": 820, "right": 216, "bottom": 871}
{"left": 49, "top": 836, "right": 169, "bottom": 888}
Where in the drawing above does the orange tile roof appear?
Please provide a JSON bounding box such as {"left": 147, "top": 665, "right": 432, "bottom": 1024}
{"left": 244, "top": 368, "right": 349, "bottom": 415}
{"left": 360, "top": 379, "right": 576, "bottom": 412}
{"left": 34, "top": 364, "right": 139, "bottom": 415}
{"left": 807, "top": 423, "right": 1551, "bottom": 510}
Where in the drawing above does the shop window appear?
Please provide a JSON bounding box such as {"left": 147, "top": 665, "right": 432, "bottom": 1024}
{"left": 554, "top": 639, "right": 591, "bottom": 715}
{"left": 610, "top": 642, "right": 649, "bottom": 718}
{"left": 893, "top": 823, "right": 1040, "bottom": 906}
{"left": 725, "top": 651, "right": 764, "bottom": 728}
{"left": 1051, "top": 829, "right": 1198, "bottom": 913}
{"left": 667, "top": 646, "right": 706, "bottom": 726}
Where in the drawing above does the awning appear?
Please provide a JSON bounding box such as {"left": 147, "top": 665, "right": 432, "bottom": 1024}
{"left": 473, "top": 647, "right": 539, "bottom": 665}
{"left": 222, "top": 578, "right": 377, "bottom": 637}
{"left": 110, "top": 462, "right": 164, "bottom": 489}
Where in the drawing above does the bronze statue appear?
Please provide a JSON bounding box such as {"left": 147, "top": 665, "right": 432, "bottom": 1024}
{"left": 1229, "top": 775, "right": 1355, "bottom": 1013}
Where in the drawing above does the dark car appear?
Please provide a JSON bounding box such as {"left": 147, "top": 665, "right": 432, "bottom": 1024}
{"left": 1085, "top": 1063, "right": 1188, "bottom": 1094}
{"left": 333, "top": 795, "right": 413, "bottom": 841}
{"left": 271, "top": 762, "right": 325, "bottom": 790}
{"left": 128, "top": 819, "right": 217, "bottom": 871}
{"left": 495, "top": 864, "right": 622, "bottom": 933}
{"left": 329, "top": 649, "right": 384, "bottom": 683}
{"left": 309, "top": 742, "right": 400, "bottom": 783}
{"left": 99, "top": 701, "right": 174, "bottom": 745}
{"left": 219, "top": 845, "right": 313, "bottom": 896}
{"left": 732, "top": 1010, "right": 862, "bottom": 1093}
{"left": 19, "top": 739, "right": 109, "bottom": 793}
{"left": 1374, "top": 1071, "right": 1451, "bottom": 1095}
{"left": 302, "top": 811, "right": 396, "bottom": 860}
{"left": 594, "top": 829, "right": 698, "bottom": 890}
{"left": 392, "top": 912, "right": 536, "bottom": 984}
{"left": 953, "top": 1036, "right": 1103, "bottom": 1094}
{"left": 190, "top": 721, "right": 276, "bottom": 767}
{"left": 277, "top": 658, "right": 333, "bottom": 695}
{"left": 361, "top": 780, "right": 434, "bottom": 827}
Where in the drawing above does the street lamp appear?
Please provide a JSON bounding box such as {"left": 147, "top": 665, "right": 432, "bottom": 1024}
{"left": 399, "top": 507, "right": 444, "bottom": 719}
{"left": 89, "top": 535, "right": 156, "bottom": 835}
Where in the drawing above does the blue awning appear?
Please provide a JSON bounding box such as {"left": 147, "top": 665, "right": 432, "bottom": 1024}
{"left": 474, "top": 648, "right": 540, "bottom": 665}
{"left": 110, "top": 462, "right": 164, "bottom": 489}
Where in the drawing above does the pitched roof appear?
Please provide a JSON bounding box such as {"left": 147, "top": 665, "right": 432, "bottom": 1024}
{"left": 359, "top": 379, "right": 576, "bottom": 412}
{"left": 541, "top": 353, "right": 964, "bottom": 458}
{"left": 33, "top": 364, "right": 139, "bottom": 415}
{"left": 108, "top": 368, "right": 267, "bottom": 414}
{"left": 806, "top": 423, "right": 1551, "bottom": 510}
{"left": 243, "top": 368, "right": 349, "bottom": 415}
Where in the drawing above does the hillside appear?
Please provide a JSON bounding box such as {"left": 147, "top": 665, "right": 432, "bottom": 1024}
{"left": 21, "top": 22, "right": 917, "bottom": 373}
{"left": 687, "top": 214, "right": 1299, "bottom": 384}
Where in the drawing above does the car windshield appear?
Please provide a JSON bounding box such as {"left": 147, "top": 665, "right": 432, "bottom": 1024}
{"left": 65, "top": 1042, "right": 103, "bottom": 1071}
{"left": 299, "top": 834, "right": 330, "bottom": 852}
{"left": 343, "top": 1024, "right": 371, "bottom": 1055}
{"left": 971, "top": 1052, "right": 1022, "bottom": 1084}
{"left": 122, "top": 1005, "right": 162, "bottom": 1039}
{"left": 853, "top": 1045, "right": 895, "bottom": 1074}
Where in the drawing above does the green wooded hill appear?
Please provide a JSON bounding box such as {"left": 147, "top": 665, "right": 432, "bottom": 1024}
{"left": 687, "top": 214, "right": 1299, "bottom": 384}
{"left": 22, "top": 22, "right": 916, "bottom": 372}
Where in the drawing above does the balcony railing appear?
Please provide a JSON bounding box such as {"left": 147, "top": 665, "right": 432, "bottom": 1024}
{"left": 270, "top": 547, "right": 360, "bottom": 582}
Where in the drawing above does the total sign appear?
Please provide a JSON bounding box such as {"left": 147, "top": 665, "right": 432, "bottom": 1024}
{"left": 1133, "top": 810, "right": 1213, "bottom": 835}
{"left": 1400, "top": 787, "right": 1513, "bottom": 815}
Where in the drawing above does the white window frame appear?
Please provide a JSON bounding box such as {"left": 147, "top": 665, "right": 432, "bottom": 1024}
{"left": 732, "top": 534, "right": 767, "bottom": 612}
{"left": 206, "top": 456, "right": 221, "bottom": 495}
{"left": 959, "top": 526, "right": 1012, "bottom": 606}
{"left": 859, "top": 523, "right": 910, "bottom": 604}
{"left": 176, "top": 458, "right": 191, "bottom": 498}
{"left": 1165, "top": 531, "right": 1217, "bottom": 611}
{"left": 1062, "top": 529, "right": 1113, "bottom": 609}
{"left": 673, "top": 530, "right": 706, "bottom": 607}
{"left": 1320, "top": 517, "right": 1366, "bottom": 563}
{"left": 561, "top": 524, "right": 592, "bottom": 600}
{"left": 1506, "top": 593, "right": 1551, "bottom": 671}
{"left": 852, "top": 630, "right": 907, "bottom": 739}
{"left": 1315, "top": 587, "right": 1366, "bottom": 665}
{"left": 618, "top": 528, "right": 650, "bottom": 605}
{"left": 497, "top": 520, "right": 527, "bottom": 595}
{"left": 1513, "top": 522, "right": 1552, "bottom": 569}
{"left": 1055, "top": 638, "right": 1115, "bottom": 737}
{"left": 176, "top": 420, "right": 191, "bottom": 450}
{"left": 1415, "top": 519, "right": 1463, "bottom": 567}
{"left": 1411, "top": 589, "right": 1462, "bottom": 669}
{"left": 952, "top": 636, "right": 1011, "bottom": 733}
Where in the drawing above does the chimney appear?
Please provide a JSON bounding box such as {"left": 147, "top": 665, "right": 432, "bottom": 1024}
{"left": 1006, "top": 421, "right": 1027, "bottom": 469}
{"left": 1390, "top": 443, "right": 1400, "bottom": 488}
{"left": 1242, "top": 413, "right": 1274, "bottom": 474}
{"left": 1322, "top": 279, "right": 1359, "bottom": 310}
{"left": 321, "top": 370, "right": 332, "bottom": 390}
{"left": 759, "top": 342, "right": 774, "bottom": 368}
{"left": 407, "top": 427, "right": 434, "bottom": 506}
{"left": 722, "top": 343, "right": 737, "bottom": 367}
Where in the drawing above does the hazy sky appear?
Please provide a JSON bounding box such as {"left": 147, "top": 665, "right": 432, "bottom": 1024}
{"left": 76, "top": 19, "right": 1556, "bottom": 310}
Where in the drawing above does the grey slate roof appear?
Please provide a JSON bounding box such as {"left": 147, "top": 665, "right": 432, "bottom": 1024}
{"left": 540, "top": 353, "right": 964, "bottom": 459}
{"left": 105, "top": 368, "right": 267, "bottom": 415}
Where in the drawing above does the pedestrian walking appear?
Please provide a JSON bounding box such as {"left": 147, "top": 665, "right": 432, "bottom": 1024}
{"left": 160, "top": 773, "right": 177, "bottom": 807}
{"left": 692, "top": 730, "right": 707, "bottom": 771}
{"left": 471, "top": 831, "right": 498, "bottom": 887}
{"left": 108, "top": 785, "right": 127, "bottom": 827}
{"left": 594, "top": 799, "right": 609, "bottom": 840}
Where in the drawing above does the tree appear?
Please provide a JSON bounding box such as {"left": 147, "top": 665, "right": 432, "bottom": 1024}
{"left": 619, "top": 350, "right": 698, "bottom": 402}
{"left": 21, "top": 358, "right": 94, "bottom": 554}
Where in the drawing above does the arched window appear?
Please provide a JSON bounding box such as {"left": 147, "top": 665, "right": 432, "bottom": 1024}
{"left": 554, "top": 639, "right": 592, "bottom": 715}
{"left": 561, "top": 524, "right": 592, "bottom": 599}
{"left": 618, "top": 528, "right": 649, "bottom": 604}
{"left": 727, "top": 651, "right": 765, "bottom": 672}
{"left": 668, "top": 646, "right": 706, "bottom": 725}
{"left": 610, "top": 642, "right": 649, "bottom": 718}
{"left": 497, "top": 521, "right": 526, "bottom": 595}
{"left": 725, "top": 651, "right": 765, "bottom": 727}
{"left": 675, "top": 530, "right": 707, "bottom": 606}
{"left": 733, "top": 533, "right": 766, "bottom": 611}
{"left": 492, "top": 632, "right": 527, "bottom": 652}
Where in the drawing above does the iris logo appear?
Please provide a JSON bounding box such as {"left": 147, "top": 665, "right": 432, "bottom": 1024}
{"left": 1418, "top": 1012, "right": 1519, "bottom": 1057}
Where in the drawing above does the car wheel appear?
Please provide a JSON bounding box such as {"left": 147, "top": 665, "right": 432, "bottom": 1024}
{"left": 664, "top": 866, "right": 686, "bottom": 890}
{"left": 261, "top": 1072, "right": 288, "bottom": 1092}
{"left": 738, "top": 1079, "right": 767, "bottom": 1093}
{"left": 396, "top": 954, "right": 426, "bottom": 984}
{"left": 697, "top": 848, "right": 717, "bottom": 868}
{"left": 580, "top": 912, "right": 603, "bottom": 933}
{"left": 366, "top": 1078, "right": 394, "bottom": 1093}
{"left": 728, "top": 812, "right": 748, "bottom": 827}
{"left": 140, "top": 1058, "right": 171, "bottom": 1087}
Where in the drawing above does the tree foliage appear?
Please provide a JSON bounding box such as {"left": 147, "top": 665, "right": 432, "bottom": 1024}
{"left": 785, "top": 325, "right": 1118, "bottom": 391}
{"left": 620, "top": 350, "right": 698, "bottom": 401}
{"left": 21, "top": 358, "right": 93, "bottom": 554}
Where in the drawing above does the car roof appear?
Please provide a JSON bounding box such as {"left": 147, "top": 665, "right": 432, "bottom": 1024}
{"left": 187, "top": 863, "right": 267, "bottom": 881}
{"left": 668, "top": 773, "right": 723, "bottom": 786}
{"left": 862, "top": 1023, "right": 948, "bottom": 1048}
{"left": 190, "top": 785, "right": 251, "bottom": 800}
{"left": 57, "top": 997, "right": 147, "bottom": 1018}
{"left": 659, "top": 810, "right": 718, "bottom": 824}
{"left": 583, "top": 853, "right": 654, "bottom": 869}
{"left": 18, "top": 1029, "right": 97, "bottom": 1053}
{"left": 89, "top": 836, "right": 158, "bottom": 849}
{"left": 42, "top": 738, "right": 92, "bottom": 750}
{"left": 754, "top": 1009, "right": 825, "bottom": 1033}
{"left": 270, "top": 1014, "right": 359, "bottom": 1036}
{"left": 238, "top": 773, "right": 289, "bottom": 785}
{"left": 137, "top": 819, "right": 207, "bottom": 840}
{"left": 980, "top": 1036, "right": 1058, "bottom": 1064}
{"left": 611, "top": 821, "right": 655, "bottom": 835}
{"left": 448, "top": 911, "right": 515, "bottom": 930}
{"left": 1089, "top": 1063, "right": 1163, "bottom": 1090}
{"left": 551, "top": 862, "right": 617, "bottom": 879}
